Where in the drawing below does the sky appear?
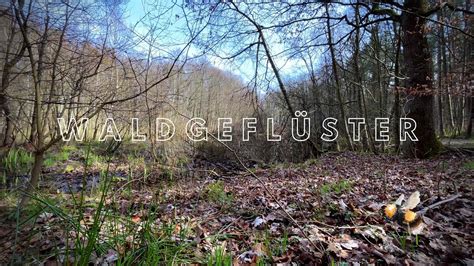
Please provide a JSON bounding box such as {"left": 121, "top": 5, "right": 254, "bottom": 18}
{"left": 123, "top": 0, "right": 314, "bottom": 88}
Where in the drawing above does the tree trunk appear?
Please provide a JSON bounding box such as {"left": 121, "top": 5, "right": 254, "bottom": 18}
{"left": 0, "top": 94, "right": 13, "bottom": 146}
{"left": 464, "top": 96, "right": 473, "bottom": 141}
{"left": 400, "top": 0, "right": 440, "bottom": 158}
{"left": 373, "top": 25, "right": 385, "bottom": 151}
{"left": 437, "top": 11, "right": 444, "bottom": 136}
{"left": 325, "top": 4, "right": 353, "bottom": 150}
{"left": 439, "top": 10, "right": 455, "bottom": 132}
{"left": 463, "top": 0, "right": 472, "bottom": 138}
{"left": 392, "top": 23, "right": 402, "bottom": 152}
{"left": 354, "top": 5, "right": 374, "bottom": 153}
{"left": 466, "top": 98, "right": 473, "bottom": 138}
{"left": 230, "top": 2, "right": 321, "bottom": 156}
{"left": 19, "top": 151, "right": 44, "bottom": 208}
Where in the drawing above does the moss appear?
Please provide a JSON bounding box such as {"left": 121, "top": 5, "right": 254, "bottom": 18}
{"left": 402, "top": 135, "right": 443, "bottom": 159}
{"left": 43, "top": 147, "right": 72, "bottom": 168}
{"left": 63, "top": 164, "right": 75, "bottom": 173}
{"left": 431, "top": 137, "right": 444, "bottom": 152}
{"left": 319, "top": 180, "right": 352, "bottom": 196}
{"left": 463, "top": 161, "right": 474, "bottom": 170}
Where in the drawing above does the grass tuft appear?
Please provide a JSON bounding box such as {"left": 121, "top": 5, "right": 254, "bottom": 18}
{"left": 2, "top": 148, "right": 33, "bottom": 176}
{"left": 205, "top": 181, "right": 233, "bottom": 206}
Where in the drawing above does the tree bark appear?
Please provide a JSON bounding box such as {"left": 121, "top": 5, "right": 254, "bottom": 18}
{"left": 19, "top": 151, "right": 44, "bottom": 208}
{"left": 0, "top": 94, "right": 13, "bottom": 147}
{"left": 400, "top": 0, "right": 441, "bottom": 158}
{"left": 463, "top": 0, "right": 472, "bottom": 138}
{"left": 436, "top": 12, "right": 444, "bottom": 137}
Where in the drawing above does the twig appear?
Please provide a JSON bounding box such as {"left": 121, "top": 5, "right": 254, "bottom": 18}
{"left": 113, "top": 176, "right": 147, "bottom": 197}
{"left": 216, "top": 216, "right": 241, "bottom": 235}
{"left": 312, "top": 219, "right": 371, "bottom": 230}
{"left": 418, "top": 194, "right": 461, "bottom": 215}
{"left": 208, "top": 134, "right": 326, "bottom": 253}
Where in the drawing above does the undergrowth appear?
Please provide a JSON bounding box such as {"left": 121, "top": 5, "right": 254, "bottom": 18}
{"left": 320, "top": 179, "right": 352, "bottom": 196}
{"left": 2, "top": 148, "right": 33, "bottom": 176}
{"left": 205, "top": 181, "right": 233, "bottom": 206}
{"left": 2, "top": 154, "right": 218, "bottom": 265}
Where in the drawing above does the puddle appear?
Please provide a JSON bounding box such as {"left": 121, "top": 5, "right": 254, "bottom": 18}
{"left": 55, "top": 172, "right": 128, "bottom": 193}
{"left": 1, "top": 172, "right": 128, "bottom": 194}
{"left": 55, "top": 173, "right": 101, "bottom": 193}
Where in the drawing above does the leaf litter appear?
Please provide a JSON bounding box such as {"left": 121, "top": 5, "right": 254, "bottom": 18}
{"left": 0, "top": 152, "right": 472, "bottom": 264}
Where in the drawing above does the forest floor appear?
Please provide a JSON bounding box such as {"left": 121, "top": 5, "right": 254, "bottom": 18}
{"left": 0, "top": 147, "right": 472, "bottom": 265}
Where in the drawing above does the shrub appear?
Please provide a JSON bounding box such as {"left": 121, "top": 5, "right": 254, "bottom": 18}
{"left": 195, "top": 141, "right": 233, "bottom": 162}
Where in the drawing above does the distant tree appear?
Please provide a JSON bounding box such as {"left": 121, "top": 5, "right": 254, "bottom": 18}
{"left": 6, "top": 0, "right": 197, "bottom": 207}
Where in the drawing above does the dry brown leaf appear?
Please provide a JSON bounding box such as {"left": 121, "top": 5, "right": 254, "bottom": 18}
{"left": 404, "top": 191, "right": 420, "bottom": 210}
